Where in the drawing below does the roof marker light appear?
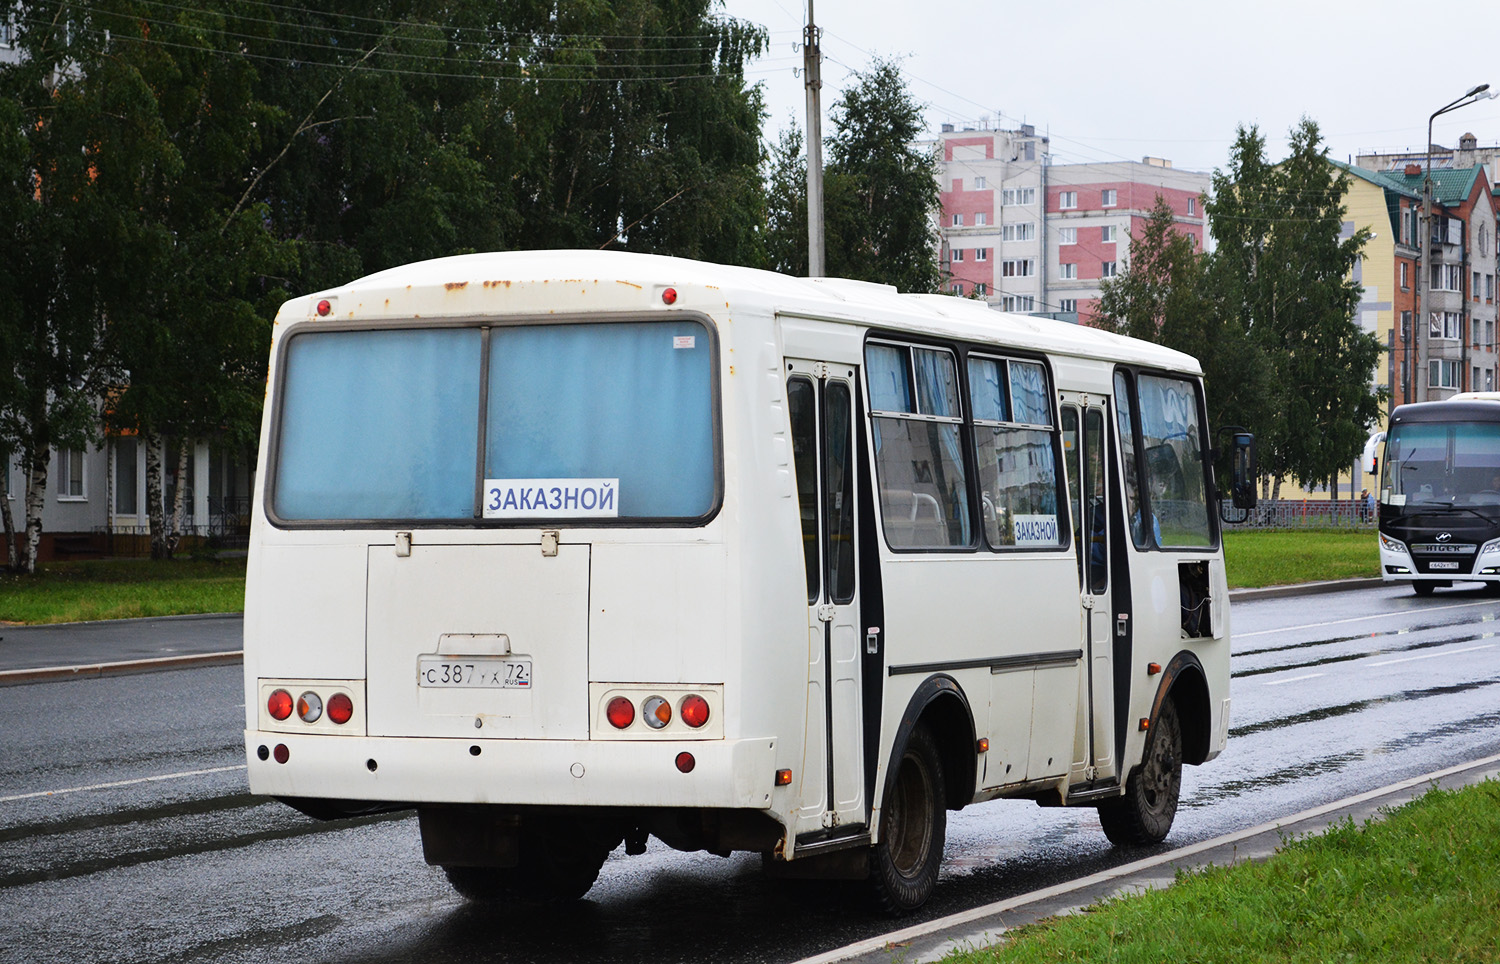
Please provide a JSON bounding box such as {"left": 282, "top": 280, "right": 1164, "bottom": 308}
{"left": 316, "top": 299, "right": 332, "bottom": 316}
{"left": 661, "top": 287, "right": 678, "bottom": 305}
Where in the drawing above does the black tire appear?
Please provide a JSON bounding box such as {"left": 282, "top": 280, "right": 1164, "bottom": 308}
{"left": 1414, "top": 582, "right": 1436, "bottom": 597}
{"left": 442, "top": 820, "right": 612, "bottom": 903}
{"left": 1481, "top": 581, "right": 1500, "bottom": 596}
{"left": 869, "top": 724, "right": 946, "bottom": 915}
{"left": 1099, "top": 697, "right": 1182, "bottom": 846}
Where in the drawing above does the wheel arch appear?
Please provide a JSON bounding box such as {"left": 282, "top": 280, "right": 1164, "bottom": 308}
{"left": 887, "top": 674, "right": 976, "bottom": 811}
{"left": 1151, "top": 651, "right": 1211, "bottom": 766}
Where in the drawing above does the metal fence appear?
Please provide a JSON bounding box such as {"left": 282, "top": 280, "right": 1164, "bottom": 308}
{"left": 1221, "top": 498, "right": 1377, "bottom": 529}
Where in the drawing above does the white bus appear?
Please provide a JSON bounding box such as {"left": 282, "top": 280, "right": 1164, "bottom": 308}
{"left": 243, "top": 251, "right": 1253, "bottom": 913}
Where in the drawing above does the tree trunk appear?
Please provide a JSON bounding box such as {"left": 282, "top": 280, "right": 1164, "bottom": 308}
{"left": 169, "top": 439, "right": 189, "bottom": 558}
{"left": 22, "top": 443, "right": 49, "bottom": 575}
{"left": 145, "top": 432, "right": 167, "bottom": 560}
{"left": 1, "top": 469, "right": 18, "bottom": 571}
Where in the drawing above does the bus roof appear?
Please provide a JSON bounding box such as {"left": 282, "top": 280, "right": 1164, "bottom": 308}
{"left": 312, "top": 249, "right": 1202, "bottom": 375}
{"left": 1391, "top": 399, "right": 1500, "bottom": 424}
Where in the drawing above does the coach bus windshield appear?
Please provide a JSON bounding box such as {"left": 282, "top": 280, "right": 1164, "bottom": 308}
{"left": 270, "top": 320, "right": 717, "bottom": 523}
{"left": 1380, "top": 421, "right": 1500, "bottom": 508}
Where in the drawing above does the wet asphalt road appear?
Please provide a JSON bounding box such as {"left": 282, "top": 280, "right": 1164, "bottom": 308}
{"left": 3, "top": 582, "right": 1499, "bottom": 964}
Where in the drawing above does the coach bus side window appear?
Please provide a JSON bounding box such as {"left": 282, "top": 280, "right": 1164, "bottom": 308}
{"left": 1137, "top": 374, "right": 1213, "bottom": 548}
{"left": 968, "top": 356, "right": 1063, "bottom": 549}
{"left": 866, "top": 342, "right": 972, "bottom": 549}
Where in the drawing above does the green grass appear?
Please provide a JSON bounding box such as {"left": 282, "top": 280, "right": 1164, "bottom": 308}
{"left": 0, "top": 558, "right": 247, "bottom": 624}
{"left": 945, "top": 780, "right": 1500, "bottom": 964}
{"left": 1223, "top": 529, "right": 1379, "bottom": 589}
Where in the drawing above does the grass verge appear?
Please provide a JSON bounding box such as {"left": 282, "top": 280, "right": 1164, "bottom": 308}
{"left": 0, "top": 558, "right": 247, "bottom": 624}
{"left": 945, "top": 780, "right": 1500, "bottom": 964}
{"left": 1222, "top": 528, "right": 1379, "bottom": 588}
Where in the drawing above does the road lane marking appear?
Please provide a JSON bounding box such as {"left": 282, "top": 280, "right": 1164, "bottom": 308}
{"left": 0, "top": 764, "right": 247, "bottom": 803}
{"left": 1238, "top": 599, "right": 1500, "bottom": 639}
{"left": 1370, "top": 643, "right": 1496, "bottom": 667}
{"left": 1262, "top": 673, "right": 1325, "bottom": 686}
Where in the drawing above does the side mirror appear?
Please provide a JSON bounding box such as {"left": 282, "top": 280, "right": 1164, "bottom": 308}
{"left": 1229, "top": 432, "right": 1257, "bottom": 510}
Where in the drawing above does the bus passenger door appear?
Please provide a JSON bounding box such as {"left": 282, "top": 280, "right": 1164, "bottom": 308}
{"left": 787, "top": 360, "right": 865, "bottom": 835}
{"left": 1061, "top": 397, "right": 1116, "bottom": 784}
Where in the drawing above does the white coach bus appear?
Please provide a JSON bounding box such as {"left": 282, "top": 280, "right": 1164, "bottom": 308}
{"left": 243, "top": 251, "right": 1253, "bottom": 913}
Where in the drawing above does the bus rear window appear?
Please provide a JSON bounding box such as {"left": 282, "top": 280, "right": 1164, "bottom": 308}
{"left": 272, "top": 320, "right": 717, "bottom": 523}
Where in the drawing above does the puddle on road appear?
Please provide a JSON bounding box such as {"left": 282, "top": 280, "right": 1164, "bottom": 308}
{"left": 1229, "top": 676, "right": 1500, "bottom": 739}
{"left": 1233, "top": 631, "right": 1498, "bottom": 679}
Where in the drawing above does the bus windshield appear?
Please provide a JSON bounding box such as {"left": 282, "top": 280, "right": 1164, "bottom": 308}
{"left": 1381, "top": 420, "right": 1500, "bottom": 507}
{"left": 271, "top": 320, "right": 717, "bottom": 523}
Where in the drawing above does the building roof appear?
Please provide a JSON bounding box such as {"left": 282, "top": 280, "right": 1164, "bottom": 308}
{"left": 1330, "top": 160, "right": 1419, "bottom": 200}
{"left": 1378, "top": 165, "right": 1483, "bottom": 206}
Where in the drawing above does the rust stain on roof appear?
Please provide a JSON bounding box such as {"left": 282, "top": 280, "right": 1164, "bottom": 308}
{"left": 616, "top": 280, "right": 643, "bottom": 290}
{"left": 482, "top": 279, "right": 513, "bottom": 288}
{"left": 445, "top": 282, "right": 469, "bottom": 291}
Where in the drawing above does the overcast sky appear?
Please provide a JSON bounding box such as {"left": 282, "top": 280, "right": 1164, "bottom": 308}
{"left": 720, "top": 0, "right": 1500, "bottom": 174}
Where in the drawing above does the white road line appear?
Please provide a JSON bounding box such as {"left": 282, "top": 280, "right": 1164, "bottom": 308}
{"left": 1262, "top": 673, "right": 1325, "bottom": 686}
{"left": 1238, "top": 599, "right": 1499, "bottom": 639}
{"left": 0, "top": 764, "right": 247, "bottom": 803}
{"left": 1370, "top": 643, "right": 1496, "bottom": 667}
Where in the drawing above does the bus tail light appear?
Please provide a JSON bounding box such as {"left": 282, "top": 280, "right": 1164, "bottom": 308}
{"left": 297, "top": 691, "right": 323, "bottom": 723}
{"left": 327, "top": 692, "right": 354, "bottom": 725}
{"left": 643, "top": 696, "right": 671, "bottom": 729}
{"left": 680, "top": 694, "right": 710, "bottom": 728}
{"left": 267, "top": 689, "right": 293, "bottom": 721}
{"left": 675, "top": 752, "right": 695, "bottom": 773}
{"left": 606, "top": 697, "right": 636, "bottom": 729}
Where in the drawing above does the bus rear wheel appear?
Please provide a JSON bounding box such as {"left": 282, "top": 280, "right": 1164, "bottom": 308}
{"left": 869, "top": 724, "right": 946, "bottom": 915}
{"left": 1098, "top": 698, "right": 1182, "bottom": 846}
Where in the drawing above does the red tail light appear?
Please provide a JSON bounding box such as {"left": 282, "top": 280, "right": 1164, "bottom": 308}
{"left": 675, "top": 751, "right": 696, "bottom": 773}
{"left": 680, "top": 694, "right": 710, "bottom": 728}
{"left": 327, "top": 692, "right": 353, "bottom": 725}
{"left": 606, "top": 696, "right": 635, "bottom": 729}
{"left": 267, "top": 689, "right": 293, "bottom": 721}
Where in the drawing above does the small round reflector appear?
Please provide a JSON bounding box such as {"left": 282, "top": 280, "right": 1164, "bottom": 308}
{"left": 680, "top": 694, "right": 710, "bottom": 728}
{"left": 643, "top": 696, "right": 671, "bottom": 729}
{"left": 267, "top": 689, "right": 293, "bottom": 721}
{"left": 675, "top": 751, "right": 696, "bottom": 773}
{"left": 297, "top": 691, "right": 323, "bottom": 723}
{"left": 327, "top": 692, "right": 353, "bottom": 725}
{"left": 273, "top": 744, "right": 290, "bottom": 764}
{"left": 316, "top": 299, "right": 332, "bottom": 316}
{"left": 661, "top": 287, "right": 678, "bottom": 305}
{"left": 606, "top": 696, "right": 635, "bottom": 729}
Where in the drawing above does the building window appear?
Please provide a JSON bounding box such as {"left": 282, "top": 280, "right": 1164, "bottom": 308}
{"left": 1488, "top": 274, "right": 1494, "bottom": 301}
{"left": 1058, "top": 227, "right": 1077, "bottom": 246}
{"left": 1430, "top": 311, "right": 1461, "bottom": 340}
{"left": 1002, "top": 187, "right": 1036, "bottom": 206}
{"left": 952, "top": 248, "right": 964, "bottom": 262}
{"left": 975, "top": 283, "right": 987, "bottom": 296}
{"left": 1102, "top": 261, "right": 1118, "bottom": 278}
{"left": 975, "top": 176, "right": 986, "bottom": 189}
{"left": 1476, "top": 271, "right": 1482, "bottom": 301}
{"left": 57, "top": 447, "right": 85, "bottom": 499}
{"left": 1400, "top": 310, "right": 1412, "bottom": 341}
{"left": 1187, "top": 198, "right": 1196, "bottom": 216}
{"left": 1101, "top": 225, "right": 1117, "bottom": 243}
{"left": 1101, "top": 189, "right": 1117, "bottom": 207}
{"left": 976, "top": 212, "right": 988, "bottom": 226}
{"left": 1002, "top": 259, "right": 1035, "bottom": 278}
{"left": 975, "top": 248, "right": 988, "bottom": 261}
{"left": 1432, "top": 263, "right": 1462, "bottom": 291}
{"left": 1001, "top": 222, "right": 1036, "bottom": 242}
{"left": 1060, "top": 299, "right": 1077, "bottom": 313}
{"left": 1059, "top": 191, "right": 1077, "bottom": 210}
{"left": 1400, "top": 262, "right": 1409, "bottom": 290}
{"left": 950, "top": 283, "right": 964, "bottom": 294}
{"left": 952, "top": 214, "right": 963, "bottom": 227}
{"left": 1060, "top": 263, "right": 1077, "bottom": 280}
{"left": 1431, "top": 359, "right": 1461, "bottom": 389}
{"left": 1482, "top": 223, "right": 1490, "bottom": 258}
{"left": 114, "top": 437, "right": 138, "bottom": 515}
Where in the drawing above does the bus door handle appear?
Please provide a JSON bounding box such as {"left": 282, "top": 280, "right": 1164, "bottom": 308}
{"left": 1116, "top": 613, "right": 1129, "bottom": 638}
{"left": 866, "top": 627, "right": 880, "bottom": 654}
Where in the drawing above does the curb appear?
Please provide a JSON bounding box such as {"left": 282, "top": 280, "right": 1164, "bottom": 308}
{"left": 1228, "top": 577, "right": 1388, "bottom": 602}
{"left": 0, "top": 650, "right": 242, "bottom": 686}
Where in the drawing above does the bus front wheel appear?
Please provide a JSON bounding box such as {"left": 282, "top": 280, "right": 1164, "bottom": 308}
{"left": 1098, "top": 698, "right": 1182, "bottom": 846}
{"left": 1413, "top": 582, "right": 1436, "bottom": 597}
{"left": 869, "top": 723, "right": 946, "bottom": 914}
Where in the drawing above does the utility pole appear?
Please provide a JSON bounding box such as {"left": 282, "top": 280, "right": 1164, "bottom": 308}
{"left": 803, "top": 1, "right": 825, "bottom": 277}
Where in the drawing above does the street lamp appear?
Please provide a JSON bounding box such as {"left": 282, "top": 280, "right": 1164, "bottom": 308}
{"left": 1415, "top": 84, "right": 1498, "bottom": 403}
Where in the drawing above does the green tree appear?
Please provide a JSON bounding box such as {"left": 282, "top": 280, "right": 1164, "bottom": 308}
{"left": 1206, "top": 120, "right": 1384, "bottom": 497}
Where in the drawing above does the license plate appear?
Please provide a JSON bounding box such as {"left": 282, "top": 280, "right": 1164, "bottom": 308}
{"left": 418, "top": 657, "right": 531, "bottom": 688}
{"left": 1429, "top": 561, "right": 1461, "bottom": 571}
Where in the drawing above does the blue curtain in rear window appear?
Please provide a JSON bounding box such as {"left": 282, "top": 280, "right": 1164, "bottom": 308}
{"left": 274, "top": 328, "right": 482, "bottom": 520}
{"left": 485, "top": 321, "right": 715, "bottom": 518}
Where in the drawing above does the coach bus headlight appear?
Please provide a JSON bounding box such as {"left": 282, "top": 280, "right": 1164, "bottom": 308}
{"left": 1379, "top": 532, "right": 1407, "bottom": 554}
{"left": 1480, "top": 539, "right": 1500, "bottom": 557}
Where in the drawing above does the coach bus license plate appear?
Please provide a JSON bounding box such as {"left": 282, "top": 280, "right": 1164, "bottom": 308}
{"left": 418, "top": 657, "right": 531, "bottom": 689}
{"left": 1429, "top": 561, "right": 1461, "bottom": 570}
